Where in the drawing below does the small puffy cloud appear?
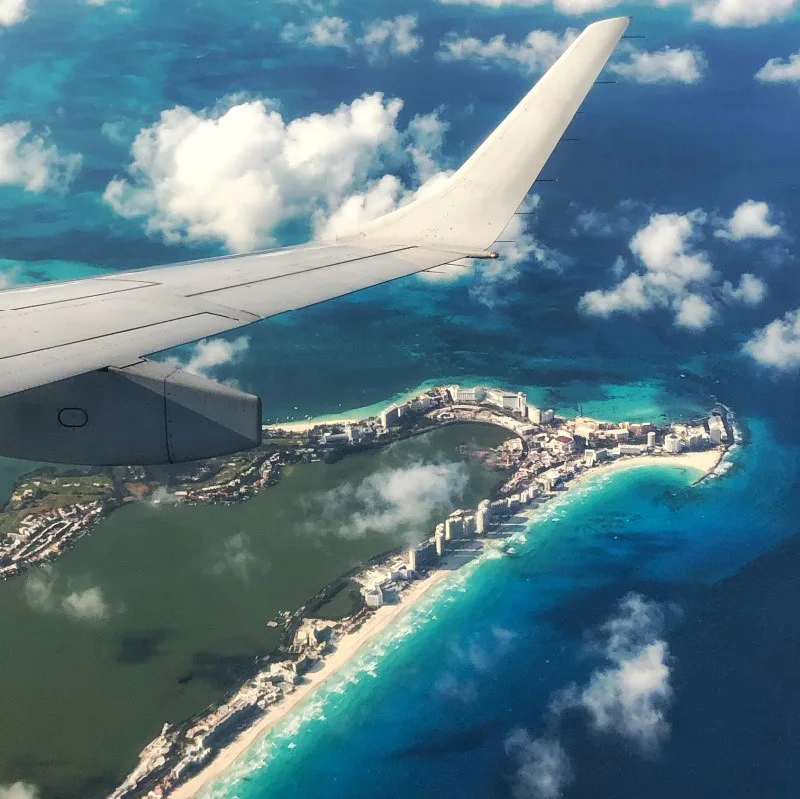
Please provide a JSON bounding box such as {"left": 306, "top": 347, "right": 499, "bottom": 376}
{"left": 0, "top": 0, "right": 28, "bottom": 26}
{"left": 756, "top": 51, "right": 800, "bottom": 83}
{"left": 715, "top": 200, "right": 782, "bottom": 240}
{"left": 673, "top": 292, "right": 714, "bottom": 330}
{"left": 743, "top": 308, "right": 800, "bottom": 370}
{"left": 359, "top": 15, "right": 422, "bottom": 60}
{"left": 209, "top": 533, "right": 262, "bottom": 583}
{"left": 61, "top": 587, "right": 110, "bottom": 622}
{"left": 578, "top": 642, "right": 672, "bottom": 751}
{"left": 105, "top": 92, "right": 442, "bottom": 252}
{"left": 282, "top": 15, "right": 422, "bottom": 61}
{"left": 436, "top": 28, "right": 577, "bottom": 74}
{"left": 281, "top": 16, "right": 352, "bottom": 50}
{"left": 164, "top": 335, "right": 250, "bottom": 378}
{"left": 504, "top": 731, "right": 573, "bottom": 799}
{"left": 309, "top": 461, "right": 469, "bottom": 540}
{"left": 0, "top": 784, "right": 39, "bottom": 799}
{"left": 610, "top": 47, "right": 707, "bottom": 84}
{"left": 629, "top": 210, "right": 711, "bottom": 280}
{"left": 554, "top": 594, "right": 674, "bottom": 754}
{"left": 0, "top": 122, "right": 82, "bottom": 192}
{"left": 685, "top": 0, "right": 799, "bottom": 27}
{"left": 24, "top": 567, "right": 111, "bottom": 624}
{"left": 580, "top": 273, "right": 654, "bottom": 317}
{"left": 580, "top": 206, "right": 774, "bottom": 332}
{"left": 722, "top": 273, "right": 767, "bottom": 306}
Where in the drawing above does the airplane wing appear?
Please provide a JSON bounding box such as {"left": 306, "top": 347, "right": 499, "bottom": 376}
{"left": 0, "top": 16, "right": 630, "bottom": 464}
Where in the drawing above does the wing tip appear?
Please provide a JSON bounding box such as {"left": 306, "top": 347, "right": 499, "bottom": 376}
{"left": 585, "top": 15, "right": 633, "bottom": 33}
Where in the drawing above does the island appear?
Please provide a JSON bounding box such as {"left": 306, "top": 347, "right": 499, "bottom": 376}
{"left": 24, "top": 384, "right": 730, "bottom": 799}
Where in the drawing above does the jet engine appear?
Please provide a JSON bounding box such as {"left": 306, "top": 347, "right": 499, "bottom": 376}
{"left": 0, "top": 360, "right": 262, "bottom": 465}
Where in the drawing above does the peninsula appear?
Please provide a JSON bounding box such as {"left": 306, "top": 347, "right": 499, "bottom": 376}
{"left": 87, "top": 385, "right": 734, "bottom": 799}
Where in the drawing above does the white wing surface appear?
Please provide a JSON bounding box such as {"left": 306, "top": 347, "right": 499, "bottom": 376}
{"left": 0, "top": 18, "right": 629, "bottom": 407}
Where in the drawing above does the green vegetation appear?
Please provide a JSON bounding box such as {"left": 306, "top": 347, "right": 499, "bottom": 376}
{"left": 0, "top": 472, "right": 115, "bottom": 538}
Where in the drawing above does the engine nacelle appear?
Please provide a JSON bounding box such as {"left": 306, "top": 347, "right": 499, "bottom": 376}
{"left": 0, "top": 361, "right": 262, "bottom": 465}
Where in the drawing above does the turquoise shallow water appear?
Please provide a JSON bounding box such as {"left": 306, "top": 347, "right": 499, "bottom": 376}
{"left": 196, "top": 413, "right": 800, "bottom": 799}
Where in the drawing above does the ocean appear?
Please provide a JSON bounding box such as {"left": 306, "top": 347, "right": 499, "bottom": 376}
{"left": 1, "top": 0, "right": 800, "bottom": 797}
{"left": 197, "top": 416, "right": 800, "bottom": 799}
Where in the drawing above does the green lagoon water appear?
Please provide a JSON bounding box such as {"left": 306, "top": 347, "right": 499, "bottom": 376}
{"left": 0, "top": 424, "right": 509, "bottom": 798}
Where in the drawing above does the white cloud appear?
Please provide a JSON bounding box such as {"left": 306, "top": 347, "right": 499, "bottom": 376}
{"left": 580, "top": 273, "right": 654, "bottom": 317}
{"left": 0, "top": 0, "right": 28, "bottom": 26}
{"left": 629, "top": 210, "right": 711, "bottom": 280}
{"left": 685, "top": 0, "right": 799, "bottom": 27}
{"left": 104, "top": 93, "right": 442, "bottom": 252}
{"left": 555, "top": 594, "right": 674, "bottom": 754}
{"left": 0, "top": 122, "right": 82, "bottom": 192}
{"left": 61, "top": 587, "right": 110, "bottom": 622}
{"left": 209, "top": 533, "right": 262, "bottom": 583}
{"left": 674, "top": 292, "right": 714, "bottom": 330}
{"left": 359, "top": 15, "right": 422, "bottom": 60}
{"left": 281, "top": 16, "right": 352, "bottom": 50}
{"left": 310, "top": 461, "right": 469, "bottom": 539}
{"left": 282, "top": 15, "right": 422, "bottom": 61}
{"left": 436, "top": 0, "right": 799, "bottom": 27}
{"left": 579, "top": 206, "right": 775, "bottom": 331}
{"left": 715, "top": 200, "right": 782, "bottom": 241}
{"left": 437, "top": 29, "right": 577, "bottom": 74}
{"left": 722, "top": 273, "right": 767, "bottom": 306}
{"left": 504, "top": 731, "right": 573, "bottom": 799}
{"left": 164, "top": 335, "right": 250, "bottom": 378}
{"left": 578, "top": 641, "right": 672, "bottom": 751}
{"left": 756, "top": 51, "right": 800, "bottom": 83}
{"left": 0, "top": 784, "right": 39, "bottom": 799}
{"left": 580, "top": 210, "right": 715, "bottom": 329}
{"left": 610, "top": 47, "right": 707, "bottom": 84}
{"left": 24, "top": 567, "right": 111, "bottom": 624}
{"left": 743, "top": 308, "right": 800, "bottom": 370}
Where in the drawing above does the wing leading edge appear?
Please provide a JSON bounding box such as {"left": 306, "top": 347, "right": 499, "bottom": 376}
{"left": 0, "top": 16, "right": 630, "bottom": 400}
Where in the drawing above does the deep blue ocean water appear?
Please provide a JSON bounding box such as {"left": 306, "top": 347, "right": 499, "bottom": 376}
{"left": 2, "top": 1, "right": 800, "bottom": 797}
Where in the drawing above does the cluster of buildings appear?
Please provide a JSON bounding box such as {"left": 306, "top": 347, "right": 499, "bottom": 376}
{"left": 379, "top": 391, "right": 444, "bottom": 429}
{"left": 0, "top": 499, "right": 107, "bottom": 580}
{"left": 169, "top": 453, "right": 281, "bottom": 505}
{"left": 352, "top": 388, "right": 730, "bottom": 589}
{"left": 447, "top": 385, "right": 554, "bottom": 425}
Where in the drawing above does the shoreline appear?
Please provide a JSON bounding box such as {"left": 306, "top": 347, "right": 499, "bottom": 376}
{"left": 170, "top": 562, "right": 459, "bottom": 799}
{"left": 169, "top": 446, "right": 725, "bottom": 799}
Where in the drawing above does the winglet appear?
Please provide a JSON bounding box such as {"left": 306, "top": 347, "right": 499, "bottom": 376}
{"left": 345, "top": 16, "right": 631, "bottom": 252}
